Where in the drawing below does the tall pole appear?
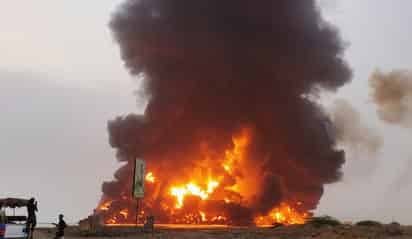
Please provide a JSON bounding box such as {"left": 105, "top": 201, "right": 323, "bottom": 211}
{"left": 132, "top": 158, "right": 145, "bottom": 230}
{"left": 133, "top": 158, "right": 138, "bottom": 228}
{"left": 136, "top": 198, "right": 139, "bottom": 226}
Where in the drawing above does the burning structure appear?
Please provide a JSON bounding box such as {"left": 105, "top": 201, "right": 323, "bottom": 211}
{"left": 93, "top": 0, "right": 351, "bottom": 226}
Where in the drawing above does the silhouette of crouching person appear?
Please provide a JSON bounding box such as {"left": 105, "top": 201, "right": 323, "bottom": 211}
{"left": 52, "top": 214, "right": 67, "bottom": 239}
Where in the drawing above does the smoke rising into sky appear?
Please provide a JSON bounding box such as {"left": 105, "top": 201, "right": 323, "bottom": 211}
{"left": 2, "top": 0, "right": 412, "bottom": 225}
{"left": 330, "top": 99, "right": 383, "bottom": 156}
{"left": 370, "top": 69, "right": 412, "bottom": 128}
{"left": 100, "top": 0, "right": 352, "bottom": 223}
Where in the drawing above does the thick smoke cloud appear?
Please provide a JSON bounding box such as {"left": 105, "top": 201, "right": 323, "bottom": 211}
{"left": 330, "top": 99, "right": 383, "bottom": 155}
{"left": 102, "top": 0, "right": 351, "bottom": 223}
{"left": 370, "top": 69, "right": 412, "bottom": 127}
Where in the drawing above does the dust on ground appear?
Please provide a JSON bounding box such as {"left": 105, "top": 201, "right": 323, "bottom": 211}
{"left": 35, "top": 223, "right": 412, "bottom": 239}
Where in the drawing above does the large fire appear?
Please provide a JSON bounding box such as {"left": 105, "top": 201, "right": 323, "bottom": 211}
{"left": 96, "top": 129, "right": 310, "bottom": 226}
{"left": 96, "top": 0, "right": 351, "bottom": 228}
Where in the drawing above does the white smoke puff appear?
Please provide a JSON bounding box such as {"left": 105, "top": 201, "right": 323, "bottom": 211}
{"left": 317, "top": 0, "right": 339, "bottom": 12}
{"left": 369, "top": 69, "right": 412, "bottom": 128}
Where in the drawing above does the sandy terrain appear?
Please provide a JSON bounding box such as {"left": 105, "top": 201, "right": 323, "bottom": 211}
{"left": 35, "top": 223, "right": 412, "bottom": 239}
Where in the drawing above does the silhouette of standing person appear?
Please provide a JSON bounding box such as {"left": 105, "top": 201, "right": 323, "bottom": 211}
{"left": 0, "top": 201, "right": 5, "bottom": 239}
{"left": 0, "top": 202, "right": 6, "bottom": 224}
{"left": 26, "top": 198, "right": 38, "bottom": 239}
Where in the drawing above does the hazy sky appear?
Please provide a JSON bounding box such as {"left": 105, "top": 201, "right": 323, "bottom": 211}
{"left": 1, "top": 0, "right": 412, "bottom": 224}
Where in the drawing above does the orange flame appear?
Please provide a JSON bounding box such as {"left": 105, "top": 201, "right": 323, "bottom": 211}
{"left": 170, "top": 180, "right": 219, "bottom": 209}
{"left": 164, "top": 130, "right": 250, "bottom": 216}
{"left": 199, "top": 211, "right": 206, "bottom": 222}
{"left": 97, "top": 128, "right": 309, "bottom": 225}
{"left": 254, "top": 202, "right": 308, "bottom": 226}
{"left": 119, "top": 209, "right": 129, "bottom": 218}
{"left": 99, "top": 201, "right": 112, "bottom": 211}
{"left": 168, "top": 130, "right": 249, "bottom": 210}
{"left": 145, "top": 172, "right": 155, "bottom": 183}
{"left": 222, "top": 130, "right": 249, "bottom": 174}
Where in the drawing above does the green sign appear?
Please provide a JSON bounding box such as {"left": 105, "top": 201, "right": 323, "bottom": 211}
{"left": 133, "top": 159, "right": 146, "bottom": 198}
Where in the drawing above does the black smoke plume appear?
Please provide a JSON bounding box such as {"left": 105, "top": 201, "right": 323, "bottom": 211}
{"left": 100, "top": 0, "right": 351, "bottom": 224}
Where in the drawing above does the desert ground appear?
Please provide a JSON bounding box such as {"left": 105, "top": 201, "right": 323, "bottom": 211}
{"left": 35, "top": 221, "right": 412, "bottom": 239}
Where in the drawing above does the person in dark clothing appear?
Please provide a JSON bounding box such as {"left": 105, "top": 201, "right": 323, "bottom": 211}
{"left": 26, "top": 198, "right": 38, "bottom": 239}
{"left": 143, "top": 215, "right": 154, "bottom": 233}
{"left": 0, "top": 201, "right": 6, "bottom": 224}
{"left": 52, "top": 214, "right": 67, "bottom": 239}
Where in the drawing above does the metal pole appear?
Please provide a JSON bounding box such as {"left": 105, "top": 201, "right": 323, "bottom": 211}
{"left": 136, "top": 198, "right": 139, "bottom": 226}
{"left": 133, "top": 158, "right": 140, "bottom": 232}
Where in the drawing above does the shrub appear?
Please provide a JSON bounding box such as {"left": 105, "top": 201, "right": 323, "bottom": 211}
{"left": 355, "top": 220, "right": 382, "bottom": 227}
{"left": 307, "top": 216, "right": 341, "bottom": 227}
{"left": 386, "top": 222, "right": 403, "bottom": 236}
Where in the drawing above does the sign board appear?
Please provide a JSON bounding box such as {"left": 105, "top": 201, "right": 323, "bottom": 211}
{"left": 133, "top": 159, "right": 146, "bottom": 198}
